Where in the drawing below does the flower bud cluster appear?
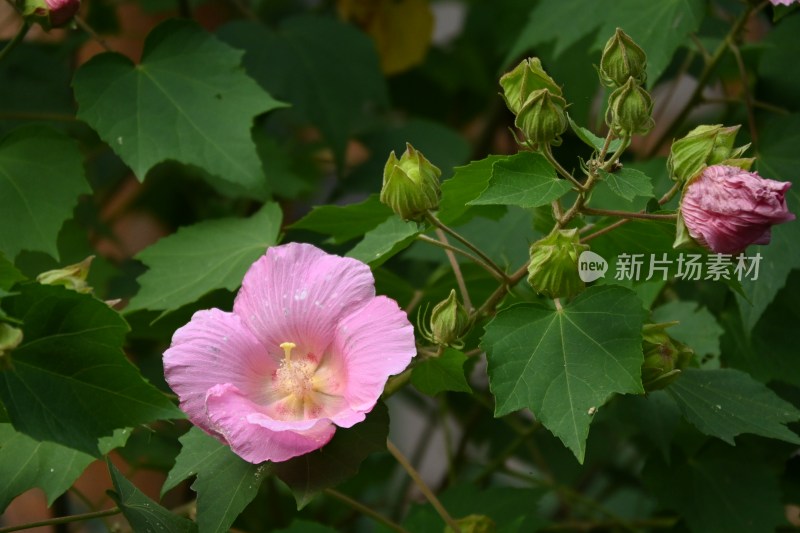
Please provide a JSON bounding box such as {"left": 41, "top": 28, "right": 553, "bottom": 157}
{"left": 600, "top": 29, "right": 653, "bottom": 137}
{"left": 499, "top": 58, "right": 567, "bottom": 148}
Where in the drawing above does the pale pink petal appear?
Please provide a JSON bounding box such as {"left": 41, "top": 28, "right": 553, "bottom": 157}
{"left": 681, "top": 165, "right": 795, "bottom": 254}
{"left": 163, "top": 309, "right": 276, "bottom": 434}
{"left": 205, "top": 384, "right": 335, "bottom": 463}
{"left": 332, "top": 296, "right": 416, "bottom": 412}
{"left": 234, "top": 243, "right": 376, "bottom": 356}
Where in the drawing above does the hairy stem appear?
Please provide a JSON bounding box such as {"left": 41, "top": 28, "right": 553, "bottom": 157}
{"left": 0, "top": 21, "right": 30, "bottom": 64}
{"left": 425, "top": 212, "right": 509, "bottom": 282}
{"left": 324, "top": 489, "right": 411, "bottom": 533}
{"left": 543, "top": 145, "right": 584, "bottom": 189}
{"left": 581, "top": 181, "right": 682, "bottom": 243}
{"left": 0, "top": 507, "right": 122, "bottom": 533}
{"left": 644, "top": 3, "right": 756, "bottom": 158}
{"left": 580, "top": 207, "right": 677, "bottom": 221}
{"left": 387, "top": 440, "right": 462, "bottom": 533}
{"left": 435, "top": 229, "right": 469, "bottom": 310}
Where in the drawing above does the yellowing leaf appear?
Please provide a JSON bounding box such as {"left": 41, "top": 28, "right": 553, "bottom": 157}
{"left": 339, "top": 0, "right": 434, "bottom": 75}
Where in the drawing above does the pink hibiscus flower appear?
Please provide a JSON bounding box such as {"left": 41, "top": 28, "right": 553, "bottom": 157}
{"left": 679, "top": 165, "right": 794, "bottom": 254}
{"left": 163, "top": 243, "right": 416, "bottom": 463}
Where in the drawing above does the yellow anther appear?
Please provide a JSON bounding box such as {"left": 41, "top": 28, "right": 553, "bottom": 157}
{"left": 279, "top": 342, "right": 297, "bottom": 361}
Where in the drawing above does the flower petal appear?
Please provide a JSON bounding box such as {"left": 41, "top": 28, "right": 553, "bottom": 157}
{"left": 205, "top": 383, "right": 335, "bottom": 463}
{"left": 234, "top": 243, "right": 377, "bottom": 356}
{"left": 163, "top": 309, "right": 276, "bottom": 434}
{"left": 333, "top": 296, "right": 416, "bottom": 412}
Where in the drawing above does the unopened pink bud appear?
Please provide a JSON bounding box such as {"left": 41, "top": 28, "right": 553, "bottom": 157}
{"left": 45, "top": 0, "right": 79, "bottom": 27}
{"left": 676, "top": 165, "right": 795, "bottom": 254}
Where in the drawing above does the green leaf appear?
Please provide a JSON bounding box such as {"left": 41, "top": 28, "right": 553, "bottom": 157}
{"left": 665, "top": 368, "right": 800, "bottom": 444}
{"left": 108, "top": 460, "right": 197, "bottom": 533}
{"left": 597, "top": 168, "right": 654, "bottom": 202}
{"left": 411, "top": 349, "right": 472, "bottom": 396}
{"left": 737, "top": 114, "right": 800, "bottom": 331}
{"left": 127, "top": 203, "right": 282, "bottom": 313}
{"left": 507, "top": 0, "right": 705, "bottom": 86}
{"left": 218, "top": 17, "right": 388, "bottom": 170}
{"left": 567, "top": 116, "right": 622, "bottom": 153}
{"left": 0, "top": 284, "right": 181, "bottom": 455}
{"left": 644, "top": 443, "right": 786, "bottom": 533}
{"left": 614, "top": 391, "right": 681, "bottom": 460}
{"left": 271, "top": 402, "right": 389, "bottom": 508}
{"left": 73, "top": 19, "right": 284, "bottom": 190}
{"left": 0, "top": 126, "right": 90, "bottom": 260}
{"left": 438, "top": 155, "right": 511, "bottom": 225}
{"left": 291, "top": 195, "right": 393, "bottom": 244}
{"left": 652, "top": 301, "right": 723, "bottom": 364}
{"left": 0, "top": 253, "right": 24, "bottom": 291}
{"left": 346, "top": 216, "right": 421, "bottom": 266}
{"left": 162, "top": 427, "right": 266, "bottom": 533}
{"left": 758, "top": 14, "right": 800, "bottom": 112}
{"left": 0, "top": 425, "right": 130, "bottom": 513}
{"left": 482, "top": 285, "right": 646, "bottom": 462}
{"left": 469, "top": 152, "right": 572, "bottom": 209}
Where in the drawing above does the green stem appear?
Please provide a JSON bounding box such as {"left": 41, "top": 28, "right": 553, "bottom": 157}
{"left": 542, "top": 145, "right": 583, "bottom": 190}
{"left": 434, "top": 228, "right": 473, "bottom": 310}
{"left": 74, "top": 15, "right": 113, "bottom": 52}
{"left": 644, "top": 3, "right": 756, "bottom": 159}
{"left": 324, "top": 489, "right": 411, "bottom": 533}
{"left": 600, "top": 136, "right": 630, "bottom": 171}
{"left": 472, "top": 262, "right": 529, "bottom": 321}
{"left": 387, "top": 440, "right": 462, "bottom": 533}
{"left": 416, "top": 234, "right": 499, "bottom": 278}
{"left": 580, "top": 207, "right": 677, "bottom": 221}
{"left": 0, "top": 21, "right": 31, "bottom": 64}
{"left": 425, "top": 212, "right": 509, "bottom": 282}
{"left": 0, "top": 507, "right": 122, "bottom": 533}
{"left": 581, "top": 181, "right": 682, "bottom": 243}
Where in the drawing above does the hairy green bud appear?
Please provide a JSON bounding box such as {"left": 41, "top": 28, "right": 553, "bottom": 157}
{"left": 515, "top": 89, "right": 569, "bottom": 148}
{"left": 599, "top": 28, "right": 647, "bottom": 87}
{"left": 641, "top": 322, "right": 694, "bottom": 391}
{"left": 499, "top": 57, "right": 562, "bottom": 116}
{"left": 380, "top": 143, "right": 441, "bottom": 221}
{"left": 429, "top": 289, "right": 470, "bottom": 348}
{"left": 605, "top": 77, "right": 654, "bottom": 137}
{"left": 667, "top": 124, "right": 752, "bottom": 183}
{"left": 527, "top": 228, "right": 588, "bottom": 299}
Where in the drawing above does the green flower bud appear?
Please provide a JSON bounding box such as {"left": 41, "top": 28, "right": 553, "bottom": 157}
{"left": 0, "top": 323, "right": 23, "bottom": 371}
{"left": 667, "top": 124, "right": 751, "bottom": 183}
{"left": 605, "top": 77, "right": 654, "bottom": 137}
{"left": 36, "top": 256, "right": 94, "bottom": 294}
{"left": 515, "top": 89, "right": 569, "bottom": 148}
{"left": 499, "top": 57, "right": 562, "bottom": 116}
{"left": 527, "top": 228, "right": 588, "bottom": 299}
{"left": 445, "top": 514, "right": 496, "bottom": 533}
{"left": 380, "top": 143, "right": 441, "bottom": 221}
{"left": 599, "top": 28, "right": 647, "bottom": 87}
{"left": 641, "top": 322, "right": 694, "bottom": 391}
{"left": 429, "top": 289, "right": 470, "bottom": 348}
